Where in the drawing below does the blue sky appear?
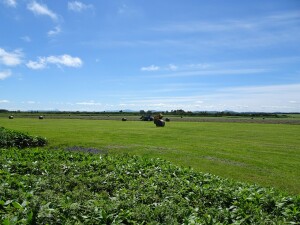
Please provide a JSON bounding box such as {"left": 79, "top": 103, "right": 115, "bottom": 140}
{"left": 0, "top": 0, "right": 300, "bottom": 112}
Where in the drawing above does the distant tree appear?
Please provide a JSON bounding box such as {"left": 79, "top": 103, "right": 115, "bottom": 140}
{"left": 176, "top": 109, "right": 185, "bottom": 115}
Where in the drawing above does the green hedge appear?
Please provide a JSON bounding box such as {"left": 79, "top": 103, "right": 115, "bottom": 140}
{"left": 0, "top": 127, "right": 47, "bottom": 149}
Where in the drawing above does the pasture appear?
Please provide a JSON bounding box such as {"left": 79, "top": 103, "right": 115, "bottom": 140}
{"left": 0, "top": 117, "right": 299, "bottom": 195}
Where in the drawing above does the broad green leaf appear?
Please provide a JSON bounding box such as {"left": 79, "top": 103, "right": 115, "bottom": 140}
{"left": 12, "top": 201, "right": 23, "bottom": 209}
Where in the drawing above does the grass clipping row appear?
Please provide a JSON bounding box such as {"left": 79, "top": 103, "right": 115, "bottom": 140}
{"left": 1, "top": 148, "right": 299, "bottom": 224}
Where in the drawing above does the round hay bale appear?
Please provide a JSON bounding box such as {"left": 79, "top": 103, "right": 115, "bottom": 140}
{"left": 39, "top": 116, "right": 44, "bottom": 119}
{"left": 8, "top": 115, "right": 14, "bottom": 119}
{"left": 166, "top": 118, "right": 170, "bottom": 122}
{"left": 122, "top": 117, "right": 127, "bottom": 121}
{"left": 155, "top": 119, "right": 165, "bottom": 127}
{"left": 140, "top": 115, "right": 154, "bottom": 121}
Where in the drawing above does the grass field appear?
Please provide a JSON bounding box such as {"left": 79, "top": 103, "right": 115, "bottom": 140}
{"left": 1, "top": 112, "right": 300, "bottom": 124}
{"left": 1, "top": 117, "right": 299, "bottom": 195}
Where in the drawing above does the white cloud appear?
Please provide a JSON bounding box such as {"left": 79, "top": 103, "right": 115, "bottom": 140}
{"left": 0, "top": 48, "right": 23, "bottom": 66}
{"left": 27, "top": 1, "right": 58, "bottom": 21}
{"left": 187, "top": 63, "right": 211, "bottom": 70}
{"left": 26, "top": 57, "right": 47, "bottom": 70}
{"left": 147, "top": 68, "right": 268, "bottom": 78}
{"left": 48, "top": 26, "right": 61, "bottom": 37}
{"left": 27, "top": 54, "right": 83, "bottom": 70}
{"left": 153, "top": 20, "right": 253, "bottom": 33}
{"left": 204, "top": 83, "right": 300, "bottom": 112}
{"left": 225, "top": 83, "right": 300, "bottom": 93}
{"left": 150, "top": 11, "right": 300, "bottom": 50}
{"left": 266, "top": 11, "right": 300, "bottom": 23}
{"left": 141, "top": 65, "right": 160, "bottom": 71}
{"left": 68, "top": 1, "right": 93, "bottom": 12}
{"left": 154, "top": 11, "right": 300, "bottom": 34}
{"left": 141, "top": 63, "right": 212, "bottom": 73}
{"left": 21, "top": 101, "right": 36, "bottom": 104}
{"left": 0, "top": 100, "right": 10, "bottom": 103}
{"left": 117, "top": 83, "right": 300, "bottom": 112}
{"left": 21, "top": 36, "right": 31, "bottom": 42}
{"left": 167, "top": 64, "right": 178, "bottom": 71}
{"left": 76, "top": 100, "right": 102, "bottom": 106}
{"left": 0, "top": 70, "right": 12, "bottom": 80}
{"left": 2, "top": 0, "right": 17, "bottom": 7}
{"left": 47, "top": 55, "right": 82, "bottom": 67}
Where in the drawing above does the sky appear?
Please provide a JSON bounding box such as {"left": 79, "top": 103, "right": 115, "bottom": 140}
{"left": 0, "top": 0, "right": 300, "bottom": 112}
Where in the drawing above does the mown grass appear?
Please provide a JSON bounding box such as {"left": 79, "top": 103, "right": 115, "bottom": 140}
{"left": 2, "top": 112, "right": 300, "bottom": 124}
{"left": 0, "top": 118, "right": 299, "bottom": 195}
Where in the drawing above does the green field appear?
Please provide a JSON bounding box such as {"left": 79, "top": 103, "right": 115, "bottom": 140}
{"left": 0, "top": 117, "right": 299, "bottom": 195}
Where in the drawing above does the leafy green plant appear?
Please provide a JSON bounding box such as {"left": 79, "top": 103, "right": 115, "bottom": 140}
{"left": 1, "top": 148, "right": 299, "bottom": 224}
{"left": 0, "top": 127, "right": 47, "bottom": 149}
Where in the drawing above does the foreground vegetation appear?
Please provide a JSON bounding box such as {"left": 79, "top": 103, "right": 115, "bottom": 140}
{"left": 1, "top": 148, "right": 299, "bottom": 224}
{"left": 0, "top": 123, "right": 299, "bottom": 224}
{"left": 0, "top": 127, "right": 47, "bottom": 149}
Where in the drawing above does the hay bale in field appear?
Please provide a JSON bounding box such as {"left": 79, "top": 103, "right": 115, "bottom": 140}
{"left": 122, "top": 117, "right": 127, "bottom": 121}
{"left": 166, "top": 118, "right": 170, "bottom": 122}
{"left": 140, "top": 115, "right": 154, "bottom": 121}
{"left": 8, "top": 115, "right": 14, "bottom": 119}
{"left": 39, "top": 116, "right": 44, "bottom": 119}
{"left": 155, "top": 119, "right": 165, "bottom": 127}
{"left": 154, "top": 113, "right": 165, "bottom": 127}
